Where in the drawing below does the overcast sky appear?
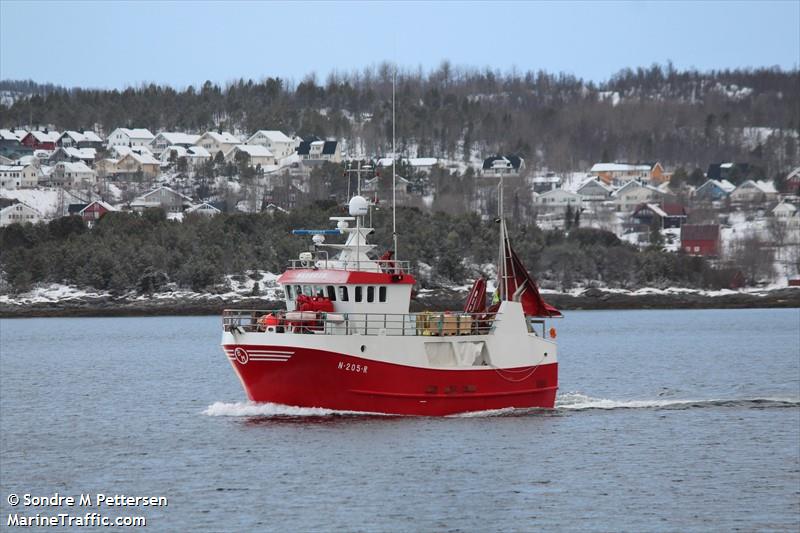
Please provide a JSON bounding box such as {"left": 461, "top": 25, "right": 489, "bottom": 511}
{"left": 1, "top": 0, "right": 798, "bottom": 89}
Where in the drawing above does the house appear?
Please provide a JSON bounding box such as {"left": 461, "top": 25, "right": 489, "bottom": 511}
{"left": 149, "top": 132, "right": 201, "bottom": 155}
{"left": 226, "top": 144, "right": 275, "bottom": 167}
{"left": 630, "top": 203, "right": 688, "bottom": 230}
{"left": 296, "top": 137, "right": 342, "bottom": 164}
{"left": 362, "top": 175, "right": 412, "bottom": 204}
{"left": 534, "top": 188, "right": 583, "bottom": 213}
{"left": 110, "top": 144, "right": 153, "bottom": 158}
{"left": 612, "top": 180, "right": 664, "bottom": 212}
{"left": 57, "top": 130, "right": 103, "bottom": 149}
{"left": 482, "top": 155, "right": 525, "bottom": 176}
{"left": 0, "top": 129, "right": 31, "bottom": 157}
{"left": 576, "top": 177, "right": 614, "bottom": 202}
{"left": 246, "top": 130, "right": 296, "bottom": 159}
{"left": 48, "top": 147, "right": 96, "bottom": 165}
{"left": 681, "top": 224, "right": 721, "bottom": 256}
{"left": 51, "top": 161, "right": 97, "bottom": 186}
{"left": 589, "top": 162, "right": 657, "bottom": 186}
{"left": 729, "top": 180, "right": 778, "bottom": 204}
{"left": 130, "top": 186, "right": 194, "bottom": 213}
{"left": 707, "top": 162, "right": 750, "bottom": 182}
{"left": 160, "top": 145, "right": 211, "bottom": 168}
{"left": 197, "top": 131, "right": 240, "bottom": 158}
{"left": 78, "top": 200, "right": 115, "bottom": 226}
{"left": 185, "top": 202, "right": 222, "bottom": 217}
{"left": 106, "top": 128, "right": 155, "bottom": 149}
{"left": 784, "top": 167, "right": 800, "bottom": 194}
{"left": 0, "top": 201, "right": 42, "bottom": 227}
{"left": 19, "top": 164, "right": 40, "bottom": 188}
{"left": 530, "top": 173, "right": 562, "bottom": 193}
{"left": 771, "top": 200, "right": 797, "bottom": 219}
{"left": 21, "top": 130, "right": 60, "bottom": 151}
{"left": 694, "top": 179, "right": 736, "bottom": 202}
{"left": 115, "top": 152, "right": 161, "bottom": 179}
{"left": 0, "top": 165, "right": 25, "bottom": 189}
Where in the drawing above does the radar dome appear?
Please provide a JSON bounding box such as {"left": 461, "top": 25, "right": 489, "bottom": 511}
{"left": 348, "top": 195, "right": 369, "bottom": 217}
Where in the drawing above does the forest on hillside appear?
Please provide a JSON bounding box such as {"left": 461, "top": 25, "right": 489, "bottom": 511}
{"left": 1, "top": 64, "right": 798, "bottom": 177}
{"left": 0, "top": 203, "right": 772, "bottom": 296}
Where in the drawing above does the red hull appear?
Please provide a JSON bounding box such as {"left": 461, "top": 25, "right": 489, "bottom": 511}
{"left": 223, "top": 344, "right": 557, "bottom": 416}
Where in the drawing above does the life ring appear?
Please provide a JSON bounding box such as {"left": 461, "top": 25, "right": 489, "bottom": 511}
{"left": 549, "top": 327, "right": 557, "bottom": 339}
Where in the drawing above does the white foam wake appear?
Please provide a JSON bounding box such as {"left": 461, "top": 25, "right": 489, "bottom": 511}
{"left": 555, "top": 392, "right": 800, "bottom": 411}
{"left": 203, "top": 401, "right": 387, "bottom": 417}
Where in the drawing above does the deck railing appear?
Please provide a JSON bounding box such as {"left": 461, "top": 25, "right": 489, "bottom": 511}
{"left": 222, "top": 309, "right": 499, "bottom": 337}
{"left": 285, "top": 259, "right": 413, "bottom": 274}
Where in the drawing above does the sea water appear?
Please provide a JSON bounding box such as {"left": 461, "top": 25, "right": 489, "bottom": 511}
{"left": 1, "top": 309, "right": 798, "bottom": 531}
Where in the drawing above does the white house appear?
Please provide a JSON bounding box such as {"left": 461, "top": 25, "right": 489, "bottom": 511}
{"left": 534, "top": 188, "right": 583, "bottom": 213}
{"left": 197, "top": 131, "right": 240, "bottom": 158}
{"left": 110, "top": 144, "right": 153, "bottom": 158}
{"left": 52, "top": 161, "right": 97, "bottom": 186}
{"left": 0, "top": 165, "right": 25, "bottom": 189}
{"left": 226, "top": 144, "right": 275, "bottom": 167}
{"left": 246, "top": 130, "right": 296, "bottom": 159}
{"left": 160, "top": 145, "right": 211, "bottom": 168}
{"left": 576, "top": 178, "right": 614, "bottom": 202}
{"left": 19, "top": 164, "right": 41, "bottom": 188}
{"left": 729, "top": 180, "right": 779, "bottom": 203}
{"left": 130, "top": 186, "right": 193, "bottom": 213}
{"left": 106, "top": 128, "right": 155, "bottom": 149}
{"left": 149, "top": 132, "right": 201, "bottom": 155}
{"left": 186, "top": 202, "right": 222, "bottom": 216}
{"left": 0, "top": 202, "right": 42, "bottom": 227}
{"left": 771, "top": 200, "right": 797, "bottom": 219}
{"left": 612, "top": 181, "right": 664, "bottom": 212}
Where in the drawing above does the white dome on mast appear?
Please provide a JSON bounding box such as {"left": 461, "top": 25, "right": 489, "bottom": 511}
{"left": 348, "top": 195, "right": 369, "bottom": 217}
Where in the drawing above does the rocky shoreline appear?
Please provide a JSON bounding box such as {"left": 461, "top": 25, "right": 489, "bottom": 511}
{"left": 1, "top": 288, "right": 798, "bottom": 319}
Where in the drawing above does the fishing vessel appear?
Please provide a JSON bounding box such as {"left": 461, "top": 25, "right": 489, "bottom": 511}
{"left": 220, "top": 174, "right": 562, "bottom": 416}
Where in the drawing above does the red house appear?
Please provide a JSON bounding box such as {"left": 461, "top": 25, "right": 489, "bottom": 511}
{"left": 21, "top": 130, "right": 60, "bottom": 151}
{"left": 785, "top": 167, "right": 800, "bottom": 194}
{"left": 681, "top": 224, "right": 721, "bottom": 256}
{"left": 79, "top": 201, "right": 115, "bottom": 226}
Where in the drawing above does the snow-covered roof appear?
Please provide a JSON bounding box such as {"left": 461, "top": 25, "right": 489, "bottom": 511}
{"left": 187, "top": 146, "right": 210, "bottom": 157}
{"left": 0, "top": 201, "right": 40, "bottom": 216}
{"left": 79, "top": 200, "right": 116, "bottom": 214}
{"left": 116, "top": 128, "right": 154, "bottom": 140}
{"left": 57, "top": 161, "right": 94, "bottom": 173}
{"left": 62, "top": 147, "right": 96, "bottom": 160}
{"left": 0, "top": 164, "right": 25, "bottom": 171}
{"left": 718, "top": 179, "right": 736, "bottom": 193}
{"left": 613, "top": 180, "right": 662, "bottom": 196}
{"left": 538, "top": 188, "right": 581, "bottom": 198}
{"left": 125, "top": 152, "right": 160, "bottom": 165}
{"left": 577, "top": 177, "right": 614, "bottom": 193}
{"left": 27, "top": 131, "right": 61, "bottom": 143}
{"left": 112, "top": 145, "right": 154, "bottom": 158}
{"left": 772, "top": 201, "right": 797, "bottom": 214}
{"left": 590, "top": 162, "right": 651, "bottom": 172}
{"left": 134, "top": 186, "right": 193, "bottom": 203}
{"left": 202, "top": 131, "right": 240, "bottom": 144}
{"left": 186, "top": 202, "right": 222, "bottom": 214}
{"left": 229, "top": 144, "right": 274, "bottom": 157}
{"left": 409, "top": 157, "right": 438, "bottom": 167}
{"left": 0, "top": 129, "right": 25, "bottom": 141}
{"left": 735, "top": 179, "right": 777, "bottom": 194}
{"left": 153, "top": 132, "right": 200, "bottom": 145}
{"left": 247, "top": 130, "right": 292, "bottom": 143}
{"left": 60, "top": 130, "right": 103, "bottom": 143}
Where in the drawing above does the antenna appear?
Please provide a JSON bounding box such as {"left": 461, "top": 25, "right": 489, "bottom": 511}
{"left": 392, "top": 62, "right": 398, "bottom": 263}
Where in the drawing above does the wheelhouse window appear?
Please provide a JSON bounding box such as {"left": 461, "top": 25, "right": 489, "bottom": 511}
{"left": 302, "top": 285, "right": 313, "bottom": 297}
{"left": 339, "top": 286, "right": 349, "bottom": 301}
{"left": 379, "top": 286, "right": 387, "bottom": 302}
{"left": 286, "top": 285, "right": 294, "bottom": 300}
{"left": 367, "top": 286, "right": 375, "bottom": 303}
{"left": 326, "top": 285, "right": 336, "bottom": 301}
{"left": 355, "top": 286, "right": 363, "bottom": 302}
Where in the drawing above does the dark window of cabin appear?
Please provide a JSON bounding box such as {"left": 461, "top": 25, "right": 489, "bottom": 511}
{"left": 326, "top": 285, "right": 336, "bottom": 301}
{"left": 314, "top": 285, "right": 324, "bottom": 298}
{"left": 339, "top": 286, "right": 349, "bottom": 301}
{"left": 379, "top": 286, "right": 387, "bottom": 302}
{"left": 295, "top": 285, "right": 302, "bottom": 298}
{"left": 303, "top": 285, "right": 313, "bottom": 297}
{"left": 367, "top": 286, "right": 375, "bottom": 302}
{"left": 286, "top": 285, "right": 294, "bottom": 300}
{"left": 355, "top": 286, "right": 363, "bottom": 302}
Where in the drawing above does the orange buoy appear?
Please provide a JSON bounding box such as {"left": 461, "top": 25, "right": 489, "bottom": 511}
{"left": 549, "top": 327, "right": 557, "bottom": 339}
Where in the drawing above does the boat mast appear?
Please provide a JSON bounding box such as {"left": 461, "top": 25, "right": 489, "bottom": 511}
{"left": 497, "top": 169, "right": 508, "bottom": 300}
